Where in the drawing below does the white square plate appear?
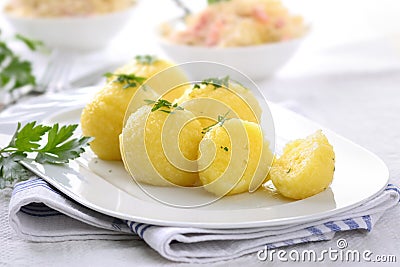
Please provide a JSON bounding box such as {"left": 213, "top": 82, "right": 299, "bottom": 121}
{"left": 9, "top": 87, "right": 388, "bottom": 229}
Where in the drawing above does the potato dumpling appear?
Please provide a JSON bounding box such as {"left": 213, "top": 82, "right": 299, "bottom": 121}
{"left": 80, "top": 56, "right": 175, "bottom": 160}
{"left": 268, "top": 130, "right": 335, "bottom": 200}
{"left": 175, "top": 78, "right": 262, "bottom": 126}
{"left": 112, "top": 55, "right": 174, "bottom": 81}
{"left": 198, "top": 118, "right": 273, "bottom": 196}
{"left": 114, "top": 55, "right": 187, "bottom": 102}
{"left": 121, "top": 104, "right": 203, "bottom": 187}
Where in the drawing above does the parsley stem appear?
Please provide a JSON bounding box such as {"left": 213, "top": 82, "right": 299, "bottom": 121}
{"left": 0, "top": 147, "right": 11, "bottom": 153}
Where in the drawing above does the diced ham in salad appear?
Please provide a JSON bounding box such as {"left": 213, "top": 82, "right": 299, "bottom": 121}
{"left": 164, "top": 0, "right": 306, "bottom": 47}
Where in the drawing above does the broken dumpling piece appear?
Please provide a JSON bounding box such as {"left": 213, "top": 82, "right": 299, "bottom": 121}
{"left": 268, "top": 130, "right": 335, "bottom": 200}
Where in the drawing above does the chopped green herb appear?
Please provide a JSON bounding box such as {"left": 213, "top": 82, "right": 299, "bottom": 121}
{"left": 198, "top": 76, "right": 230, "bottom": 89}
{"left": 223, "top": 147, "right": 229, "bottom": 151}
{"left": 193, "top": 84, "right": 201, "bottom": 89}
{"left": 103, "top": 72, "right": 113, "bottom": 78}
{"left": 287, "top": 168, "right": 291, "bottom": 174}
{"left": 158, "top": 110, "right": 172, "bottom": 114}
{"left": 0, "top": 122, "right": 92, "bottom": 189}
{"left": 173, "top": 102, "right": 184, "bottom": 110}
{"left": 152, "top": 99, "right": 172, "bottom": 112}
{"left": 201, "top": 111, "right": 230, "bottom": 134}
{"left": 104, "top": 73, "right": 146, "bottom": 89}
{"left": 135, "top": 55, "right": 158, "bottom": 65}
{"left": 147, "top": 99, "right": 183, "bottom": 114}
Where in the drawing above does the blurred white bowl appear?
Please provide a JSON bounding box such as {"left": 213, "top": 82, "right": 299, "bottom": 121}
{"left": 2, "top": 7, "right": 135, "bottom": 51}
{"left": 158, "top": 20, "right": 306, "bottom": 81}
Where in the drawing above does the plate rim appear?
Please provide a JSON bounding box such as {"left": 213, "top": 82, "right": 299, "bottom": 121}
{"left": 21, "top": 139, "right": 389, "bottom": 228}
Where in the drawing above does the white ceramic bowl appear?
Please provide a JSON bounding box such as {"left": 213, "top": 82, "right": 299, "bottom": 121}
{"left": 158, "top": 21, "right": 306, "bottom": 81}
{"left": 2, "top": 7, "right": 135, "bottom": 51}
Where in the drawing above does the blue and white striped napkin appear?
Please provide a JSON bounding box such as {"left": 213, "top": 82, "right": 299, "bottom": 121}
{"left": 8, "top": 177, "right": 400, "bottom": 263}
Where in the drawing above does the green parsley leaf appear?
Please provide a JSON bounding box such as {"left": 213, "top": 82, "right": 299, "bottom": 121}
{"left": 0, "top": 41, "right": 13, "bottom": 63}
{"left": 103, "top": 72, "right": 113, "bottom": 78}
{"left": 15, "top": 34, "right": 44, "bottom": 51}
{"left": 7, "top": 59, "right": 35, "bottom": 89}
{"left": 35, "top": 123, "right": 93, "bottom": 164}
{"left": 195, "top": 75, "right": 230, "bottom": 90}
{"left": 147, "top": 99, "right": 184, "bottom": 114}
{"left": 0, "top": 31, "right": 37, "bottom": 92}
{"left": 35, "top": 124, "right": 92, "bottom": 164}
{"left": 0, "top": 122, "right": 93, "bottom": 189}
{"left": 135, "top": 55, "right": 158, "bottom": 65}
{"left": 36, "top": 136, "right": 93, "bottom": 164}
{"left": 151, "top": 99, "right": 173, "bottom": 113}
{"left": 0, "top": 153, "right": 31, "bottom": 189}
{"left": 39, "top": 124, "right": 77, "bottom": 151}
{"left": 8, "top": 122, "right": 51, "bottom": 152}
{"left": 105, "top": 73, "right": 146, "bottom": 89}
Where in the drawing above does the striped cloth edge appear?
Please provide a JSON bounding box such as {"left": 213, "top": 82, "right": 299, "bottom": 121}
{"left": 8, "top": 178, "right": 400, "bottom": 263}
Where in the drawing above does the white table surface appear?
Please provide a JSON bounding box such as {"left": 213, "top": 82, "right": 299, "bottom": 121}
{"left": 1, "top": 0, "right": 400, "bottom": 266}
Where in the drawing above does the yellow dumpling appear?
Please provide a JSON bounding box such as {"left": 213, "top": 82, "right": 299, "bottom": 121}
{"left": 114, "top": 55, "right": 188, "bottom": 102}
{"left": 80, "top": 56, "right": 175, "bottom": 160}
{"left": 112, "top": 55, "right": 174, "bottom": 82}
{"left": 121, "top": 103, "right": 203, "bottom": 187}
{"left": 268, "top": 130, "right": 335, "bottom": 200}
{"left": 175, "top": 78, "right": 262, "bottom": 127}
{"left": 198, "top": 118, "right": 273, "bottom": 196}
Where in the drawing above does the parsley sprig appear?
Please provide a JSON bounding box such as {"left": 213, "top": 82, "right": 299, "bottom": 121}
{"left": 104, "top": 73, "right": 146, "bottom": 89}
{"left": 135, "top": 55, "right": 158, "bottom": 65}
{"left": 0, "top": 122, "right": 93, "bottom": 189}
{"left": 15, "top": 34, "right": 44, "bottom": 51}
{"left": 193, "top": 75, "right": 230, "bottom": 90}
{"left": 202, "top": 111, "right": 230, "bottom": 134}
{"left": 0, "top": 31, "right": 42, "bottom": 92}
{"left": 145, "top": 99, "right": 184, "bottom": 114}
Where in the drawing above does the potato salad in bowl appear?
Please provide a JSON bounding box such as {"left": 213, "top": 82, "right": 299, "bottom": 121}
{"left": 2, "top": 0, "right": 136, "bottom": 50}
{"left": 162, "top": 0, "right": 306, "bottom": 47}
{"left": 4, "top": 0, "right": 135, "bottom": 18}
{"left": 159, "top": 0, "right": 308, "bottom": 80}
